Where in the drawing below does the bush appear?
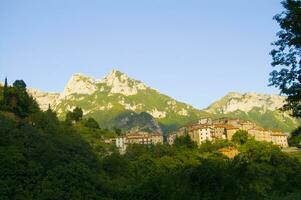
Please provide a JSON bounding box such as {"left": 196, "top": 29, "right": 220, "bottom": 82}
{"left": 84, "top": 117, "right": 99, "bottom": 129}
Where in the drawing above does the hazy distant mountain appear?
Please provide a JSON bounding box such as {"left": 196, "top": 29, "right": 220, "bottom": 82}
{"left": 27, "top": 70, "right": 299, "bottom": 133}
{"left": 205, "top": 92, "right": 299, "bottom": 132}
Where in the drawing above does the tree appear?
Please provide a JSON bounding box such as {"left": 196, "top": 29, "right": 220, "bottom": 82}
{"left": 114, "top": 127, "right": 122, "bottom": 136}
{"left": 65, "top": 107, "right": 83, "bottom": 124}
{"left": 2, "top": 77, "right": 8, "bottom": 108}
{"left": 29, "top": 109, "right": 59, "bottom": 133}
{"left": 269, "top": 0, "right": 301, "bottom": 117}
{"left": 174, "top": 135, "right": 198, "bottom": 149}
{"left": 13, "top": 80, "right": 26, "bottom": 91}
{"left": 0, "top": 79, "right": 40, "bottom": 117}
{"left": 72, "top": 107, "right": 83, "bottom": 122}
{"left": 232, "top": 130, "right": 248, "bottom": 145}
{"left": 84, "top": 117, "right": 99, "bottom": 129}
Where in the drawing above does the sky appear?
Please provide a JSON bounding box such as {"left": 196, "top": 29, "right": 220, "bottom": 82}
{"left": 0, "top": 0, "right": 283, "bottom": 109}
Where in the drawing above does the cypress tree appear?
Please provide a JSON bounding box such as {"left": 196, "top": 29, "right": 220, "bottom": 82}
{"left": 3, "top": 77, "right": 8, "bottom": 108}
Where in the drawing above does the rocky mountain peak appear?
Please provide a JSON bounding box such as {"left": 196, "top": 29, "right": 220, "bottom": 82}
{"left": 99, "top": 69, "right": 147, "bottom": 96}
{"left": 61, "top": 73, "right": 97, "bottom": 98}
{"left": 207, "top": 92, "right": 286, "bottom": 114}
{"left": 226, "top": 92, "right": 243, "bottom": 98}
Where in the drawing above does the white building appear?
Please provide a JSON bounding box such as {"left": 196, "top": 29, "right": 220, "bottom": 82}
{"left": 189, "top": 125, "right": 214, "bottom": 145}
{"left": 271, "top": 132, "right": 289, "bottom": 148}
{"left": 116, "top": 137, "right": 127, "bottom": 153}
{"left": 116, "top": 132, "right": 163, "bottom": 153}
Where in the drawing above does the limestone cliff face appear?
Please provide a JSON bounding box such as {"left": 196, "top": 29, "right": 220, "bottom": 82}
{"left": 26, "top": 70, "right": 299, "bottom": 132}
{"left": 27, "top": 88, "right": 60, "bottom": 111}
{"left": 27, "top": 69, "right": 202, "bottom": 133}
{"left": 60, "top": 73, "right": 98, "bottom": 98}
{"left": 205, "top": 92, "right": 298, "bottom": 132}
{"left": 99, "top": 70, "right": 147, "bottom": 96}
{"left": 206, "top": 92, "right": 286, "bottom": 114}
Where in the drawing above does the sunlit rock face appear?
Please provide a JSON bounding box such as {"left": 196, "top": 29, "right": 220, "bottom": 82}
{"left": 206, "top": 92, "right": 286, "bottom": 114}
{"left": 147, "top": 108, "right": 167, "bottom": 119}
{"left": 27, "top": 88, "right": 60, "bottom": 111}
{"left": 99, "top": 70, "right": 147, "bottom": 96}
{"left": 25, "top": 69, "right": 298, "bottom": 133}
{"left": 60, "top": 73, "right": 98, "bottom": 98}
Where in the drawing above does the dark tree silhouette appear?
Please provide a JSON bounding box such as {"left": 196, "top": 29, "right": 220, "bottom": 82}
{"left": 269, "top": 0, "right": 301, "bottom": 117}
{"left": 13, "top": 80, "right": 26, "bottom": 90}
{"left": 84, "top": 117, "right": 99, "bottom": 129}
{"left": 65, "top": 107, "right": 83, "bottom": 123}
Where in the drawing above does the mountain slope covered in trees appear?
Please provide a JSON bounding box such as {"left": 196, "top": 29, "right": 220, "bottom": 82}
{"left": 29, "top": 70, "right": 208, "bottom": 133}
{"left": 1, "top": 79, "right": 301, "bottom": 199}
{"left": 27, "top": 70, "right": 299, "bottom": 133}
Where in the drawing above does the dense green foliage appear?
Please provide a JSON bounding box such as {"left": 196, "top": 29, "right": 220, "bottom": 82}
{"left": 0, "top": 112, "right": 112, "bottom": 200}
{"left": 0, "top": 79, "right": 40, "bottom": 117}
{"left": 84, "top": 117, "right": 100, "bottom": 129}
{"left": 289, "top": 126, "right": 301, "bottom": 147}
{"left": 1, "top": 80, "right": 301, "bottom": 199}
{"left": 269, "top": 0, "right": 301, "bottom": 147}
{"left": 174, "top": 135, "right": 198, "bottom": 149}
{"left": 269, "top": 0, "right": 301, "bottom": 117}
{"left": 101, "top": 140, "right": 301, "bottom": 200}
{"left": 65, "top": 107, "right": 83, "bottom": 124}
{"left": 232, "top": 130, "right": 249, "bottom": 145}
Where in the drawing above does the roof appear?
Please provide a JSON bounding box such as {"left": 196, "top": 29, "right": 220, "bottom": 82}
{"left": 124, "top": 132, "right": 163, "bottom": 139}
{"left": 271, "top": 133, "right": 287, "bottom": 137}
{"left": 188, "top": 125, "right": 214, "bottom": 132}
{"left": 212, "top": 124, "right": 238, "bottom": 129}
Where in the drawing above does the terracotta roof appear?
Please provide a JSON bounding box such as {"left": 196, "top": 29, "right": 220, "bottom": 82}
{"left": 212, "top": 124, "right": 237, "bottom": 129}
{"left": 188, "top": 125, "right": 214, "bottom": 132}
{"left": 271, "top": 133, "right": 287, "bottom": 137}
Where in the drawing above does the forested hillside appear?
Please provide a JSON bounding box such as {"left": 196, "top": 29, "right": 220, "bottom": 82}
{"left": 1, "top": 80, "right": 301, "bottom": 199}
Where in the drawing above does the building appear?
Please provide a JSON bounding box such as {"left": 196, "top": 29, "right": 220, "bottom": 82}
{"left": 198, "top": 117, "right": 212, "bottom": 125}
{"left": 167, "top": 127, "right": 188, "bottom": 145}
{"left": 271, "top": 131, "right": 289, "bottom": 148}
{"left": 168, "top": 117, "right": 289, "bottom": 148}
{"left": 189, "top": 125, "right": 214, "bottom": 145}
{"left": 212, "top": 117, "right": 258, "bottom": 130}
{"left": 210, "top": 124, "right": 238, "bottom": 140}
{"left": 168, "top": 124, "right": 227, "bottom": 146}
{"left": 248, "top": 128, "right": 272, "bottom": 142}
{"left": 213, "top": 118, "right": 243, "bottom": 127}
{"left": 116, "top": 132, "right": 164, "bottom": 153}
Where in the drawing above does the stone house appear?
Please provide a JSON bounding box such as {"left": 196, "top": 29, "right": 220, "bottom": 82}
{"left": 189, "top": 125, "right": 214, "bottom": 145}
{"left": 116, "top": 132, "right": 164, "bottom": 153}
{"left": 169, "top": 118, "right": 289, "bottom": 148}
{"left": 270, "top": 131, "right": 289, "bottom": 148}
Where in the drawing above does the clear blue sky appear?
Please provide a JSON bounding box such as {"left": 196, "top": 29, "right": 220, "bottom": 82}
{"left": 0, "top": 0, "right": 283, "bottom": 109}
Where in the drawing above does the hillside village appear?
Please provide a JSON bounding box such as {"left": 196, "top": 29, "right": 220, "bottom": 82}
{"left": 168, "top": 117, "right": 288, "bottom": 147}
{"left": 113, "top": 117, "right": 289, "bottom": 153}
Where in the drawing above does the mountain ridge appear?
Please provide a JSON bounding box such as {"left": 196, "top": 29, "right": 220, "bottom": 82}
{"left": 27, "top": 69, "right": 299, "bottom": 133}
{"left": 28, "top": 69, "right": 204, "bottom": 133}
